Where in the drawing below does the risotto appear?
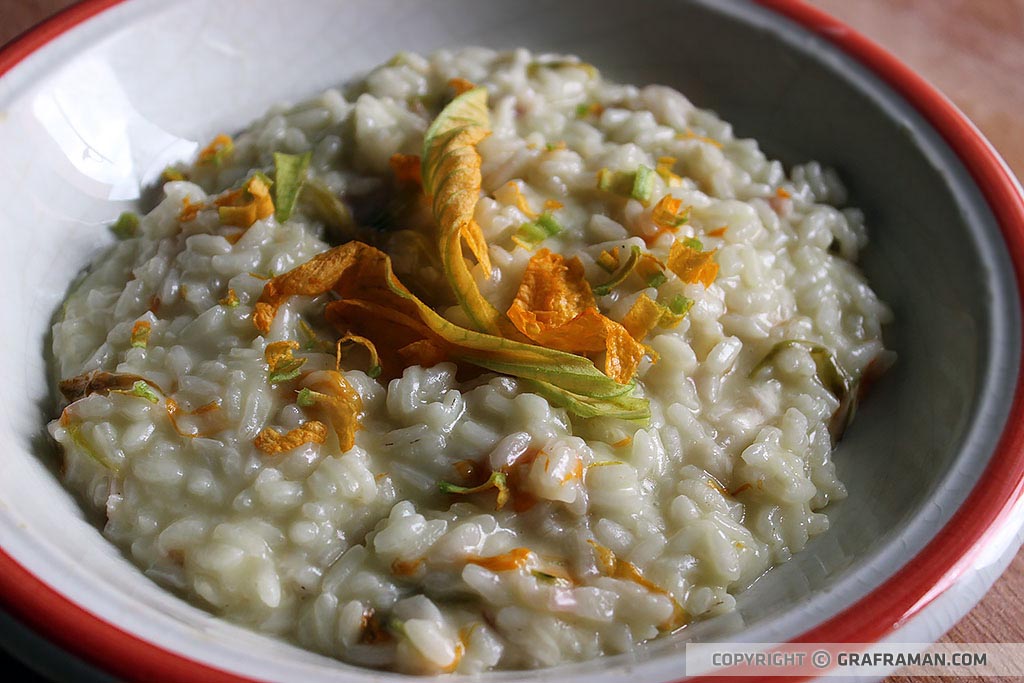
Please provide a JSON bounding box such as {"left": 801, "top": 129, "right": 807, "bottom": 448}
{"left": 48, "top": 48, "right": 891, "bottom": 673}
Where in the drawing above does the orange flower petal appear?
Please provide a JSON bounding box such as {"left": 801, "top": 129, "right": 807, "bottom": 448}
{"left": 253, "top": 245, "right": 375, "bottom": 334}
{"left": 421, "top": 88, "right": 514, "bottom": 336}
{"left": 197, "top": 134, "right": 234, "bottom": 165}
{"left": 218, "top": 203, "right": 257, "bottom": 228}
{"left": 397, "top": 339, "right": 450, "bottom": 369}
{"left": 507, "top": 249, "right": 645, "bottom": 383}
{"left": 215, "top": 175, "right": 274, "bottom": 228}
{"left": 667, "top": 241, "right": 719, "bottom": 288}
{"left": 178, "top": 196, "right": 203, "bottom": 223}
{"left": 622, "top": 294, "right": 664, "bottom": 341}
{"left": 130, "top": 320, "right": 151, "bottom": 348}
{"left": 336, "top": 333, "right": 382, "bottom": 377}
{"left": 506, "top": 249, "right": 596, "bottom": 335}
{"left": 265, "top": 340, "right": 306, "bottom": 383}
{"left": 219, "top": 288, "right": 240, "bottom": 306}
{"left": 636, "top": 253, "right": 668, "bottom": 288}
{"left": 298, "top": 370, "right": 361, "bottom": 452}
{"left": 448, "top": 77, "right": 477, "bottom": 96}
{"left": 601, "top": 319, "right": 646, "bottom": 383}
{"left": 655, "top": 156, "right": 683, "bottom": 187}
{"left": 465, "top": 547, "right": 532, "bottom": 572}
{"left": 504, "top": 181, "right": 538, "bottom": 219}
{"left": 651, "top": 195, "right": 689, "bottom": 230}
{"left": 255, "top": 241, "right": 649, "bottom": 419}
{"left": 254, "top": 421, "right": 328, "bottom": 454}
{"left": 327, "top": 299, "right": 449, "bottom": 378}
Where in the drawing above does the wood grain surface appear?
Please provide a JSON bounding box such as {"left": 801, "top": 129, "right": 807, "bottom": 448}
{"left": 2, "top": 1, "right": 1023, "bottom": 682}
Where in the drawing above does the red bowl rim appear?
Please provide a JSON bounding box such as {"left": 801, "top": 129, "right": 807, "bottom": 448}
{"left": 1, "top": 1, "right": 1023, "bottom": 681}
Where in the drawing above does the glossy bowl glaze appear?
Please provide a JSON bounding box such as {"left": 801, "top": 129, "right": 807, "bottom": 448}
{"left": 1, "top": 1, "right": 1022, "bottom": 681}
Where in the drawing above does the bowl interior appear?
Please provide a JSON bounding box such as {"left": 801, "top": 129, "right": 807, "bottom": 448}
{"left": 0, "top": 0, "right": 1018, "bottom": 681}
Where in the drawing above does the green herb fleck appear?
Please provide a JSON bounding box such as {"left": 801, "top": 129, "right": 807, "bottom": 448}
{"left": 645, "top": 271, "right": 668, "bottom": 288}
{"left": 513, "top": 212, "right": 563, "bottom": 248}
{"left": 273, "top": 151, "right": 312, "bottom": 223}
{"left": 161, "top": 167, "right": 186, "bottom": 183}
{"left": 597, "top": 166, "right": 655, "bottom": 206}
{"left": 438, "top": 471, "right": 510, "bottom": 509}
{"left": 666, "top": 294, "right": 694, "bottom": 316}
{"left": 128, "top": 380, "right": 160, "bottom": 404}
{"left": 110, "top": 212, "right": 139, "bottom": 240}
{"left": 631, "top": 165, "right": 655, "bottom": 205}
{"left": 269, "top": 358, "right": 307, "bottom": 384}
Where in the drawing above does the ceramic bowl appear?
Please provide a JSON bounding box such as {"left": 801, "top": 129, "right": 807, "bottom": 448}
{"left": 1, "top": 1, "right": 1023, "bottom": 681}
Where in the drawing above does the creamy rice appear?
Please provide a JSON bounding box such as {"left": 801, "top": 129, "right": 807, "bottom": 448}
{"left": 48, "top": 48, "right": 891, "bottom": 673}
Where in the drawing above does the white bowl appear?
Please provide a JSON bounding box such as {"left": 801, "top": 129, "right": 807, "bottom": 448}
{"left": 2, "top": 1, "right": 1024, "bottom": 681}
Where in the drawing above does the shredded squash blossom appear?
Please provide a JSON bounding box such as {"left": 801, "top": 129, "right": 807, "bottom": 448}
{"left": 438, "top": 471, "right": 510, "bottom": 510}
{"left": 593, "top": 245, "right": 641, "bottom": 296}
{"left": 265, "top": 340, "right": 307, "bottom": 384}
{"left": 622, "top": 293, "right": 686, "bottom": 341}
{"left": 447, "top": 77, "right": 477, "bottom": 96}
{"left": 337, "top": 333, "right": 382, "bottom": 378}
{"left": 597, "top": 165, "right": 655, "bottom": 205}
{"left": 59, "top": 370, "right": 159, "bottom": 403}
{"left": 465, "top": 547, "right": 532, "bottom": 572}
{"left": 296, "top": 370, "right": 362, "bottom": 452}
{"left": 301, "top": 179, "right": 358, "bottom": 239}
{"left": 59, "top": 410, "right": 117, "bottom": 471}
{"left": 596, "top": 247, "right": 621, "bottom": 273}
{"left": 505, "top": 181, "right": 539, "bottom": 219}
{"left": 247, "top": 87, "right": 684, "bottom": 421}
{"left": 219, "top": 288, "right": 240, "bottom": 307}
{"left": 130, "top": 320, "right": 151, "bottom": 348}
{"left": 637, "top": 253, "right": 668, "bottom": 288}
{"left": 651, "top": 195, "right": 689, "bottom": 230}
{"left": 178, "top": 197, "right": 203, "bottom": 223}
{"left": 197, "top": 133, "right": 233, "bottom": 165}
{"left": 420, "top": 88, "right": 518, "bottom": 337}
{"left": 667, "top": 240, "right": 719, "bottom": 287}
{"left": 507, "top": 249, "right": 645, "bottom": 384}
{"left": 253, "top": 242, "right": 649, "bottom": 421}
{"left": 215, "top": 174, "right": 275, "bottom": 228}
{"left": 254, "top": 421, "right": 328, "bottom": 454}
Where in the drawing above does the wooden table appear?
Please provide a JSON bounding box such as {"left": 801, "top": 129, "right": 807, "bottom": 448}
{"left": 2, "top": 1, "right": 1023, "bottom": 681}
